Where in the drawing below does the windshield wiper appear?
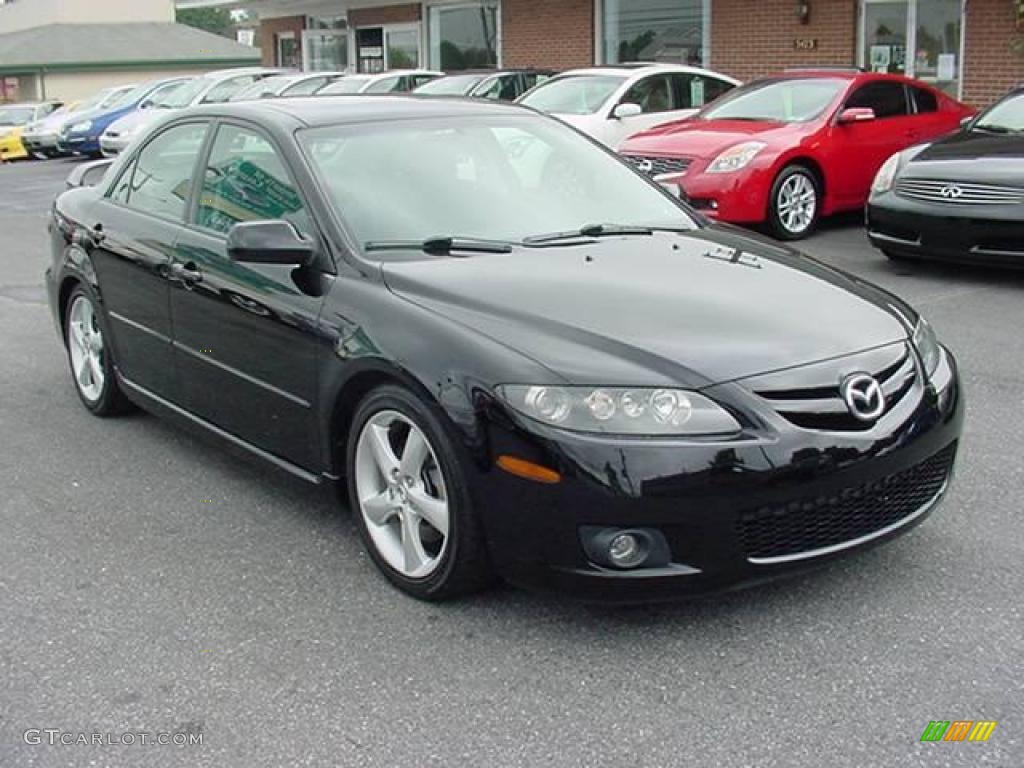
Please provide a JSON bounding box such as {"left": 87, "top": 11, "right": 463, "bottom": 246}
{"left": 364, "top": 236, "right": 513, "bottom": 256}
{"left": 523, "top": 223, "right": 695, "bottom": 246}
{"left": 972, "top": 123, "right": 1018, "bottom": 134}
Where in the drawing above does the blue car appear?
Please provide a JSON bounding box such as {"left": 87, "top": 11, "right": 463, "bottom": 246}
{"left": 56, "top": 77, "right": 190, "bottom": 156}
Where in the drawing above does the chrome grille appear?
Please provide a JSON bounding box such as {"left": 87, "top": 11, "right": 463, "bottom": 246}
{"left": 746, "top": 343, "right": 919, "bottom": 432}
{"left": 895, "top": 178, "right": 1024, "bottom": 205}
{"left": 623, "top": 154, "right": 692, "bottom": 177}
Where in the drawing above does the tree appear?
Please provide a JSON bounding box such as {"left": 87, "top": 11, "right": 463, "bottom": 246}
{"left": 176, "top": 8, "right": 235, "bottom": 38}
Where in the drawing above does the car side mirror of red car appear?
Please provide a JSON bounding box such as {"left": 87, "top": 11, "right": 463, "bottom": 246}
{"left": 837, "top": 107, "right": 876, "bottom": 125}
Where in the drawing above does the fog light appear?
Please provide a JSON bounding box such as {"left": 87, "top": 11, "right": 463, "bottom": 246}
{"left": 608, "top": 532, "right": 646, "bottom": 568}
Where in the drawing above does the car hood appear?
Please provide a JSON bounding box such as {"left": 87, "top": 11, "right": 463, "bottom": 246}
{"left": 622, "top": 119, "right": 802, "bottom": 160}
{"left": 902, "top": 130, "right": 1024, "bottom": 182}
{"left": 380, "top": 228, "right": 913, "bottom": 388}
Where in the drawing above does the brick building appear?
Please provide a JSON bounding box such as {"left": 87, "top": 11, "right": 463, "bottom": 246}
{"left": 176, "top": 0, "right": 1024, "bottom": 106}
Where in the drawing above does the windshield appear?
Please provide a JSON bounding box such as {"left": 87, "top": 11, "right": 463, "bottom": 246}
{"left": 518, "top": 74, "right": 626, "bottom": 115}
{"left": 321, "top": 76, "right": 371, "bottom": 95}
{"left": 101, "top": 85, "right": 140, "bottom": 110}
{"left": 974, "top": 92, "right": 1024, "bottom": 132}
{"left": 301, "top": 114, "right": 695, "bottom": 250}
{"left": 415, "top": 74, "right": 486, "bottom": 96}
{"left": 157, "top": 77, "right": 209, "bottom": 108}
{"left": 699, "top": 78, "right": 846, "bottom": 123}
{"left": 0, "top": 107, "right": 34, "bottom": 126}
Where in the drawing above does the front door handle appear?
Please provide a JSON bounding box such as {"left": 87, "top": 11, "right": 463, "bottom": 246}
{"left": 170, "top": 261, "right": 203, "bottom": 285}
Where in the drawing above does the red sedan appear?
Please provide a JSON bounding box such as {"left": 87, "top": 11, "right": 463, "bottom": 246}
{"left": 619, "top": 70, "right": 974, "bottom": 240}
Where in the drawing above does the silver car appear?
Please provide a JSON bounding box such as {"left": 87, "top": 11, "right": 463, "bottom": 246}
{"left": 100, "top": 67, "right": 285, "bottom": 156}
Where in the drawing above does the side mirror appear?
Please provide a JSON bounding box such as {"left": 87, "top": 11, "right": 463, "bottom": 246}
{"left": 226, "top": 220, "right": 315, "bottom": 266}
{"left": 612, "top": 102, "right": 643, "bottom": 120}
{"left": 66, "top": 158, "right": 114, "bottom": 189}
{"left": 959, "top": 115, "right": 973, "bottom": 129}
{"left": 139, "top": 99, "right": 154, "bottom": 110}
{"left": 837, "top": 107, "right": 876, "bottom": 124}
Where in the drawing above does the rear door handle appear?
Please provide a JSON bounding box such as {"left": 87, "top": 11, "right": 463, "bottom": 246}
{"left": 170, "top": 261, "right": 203, "bottom": 285}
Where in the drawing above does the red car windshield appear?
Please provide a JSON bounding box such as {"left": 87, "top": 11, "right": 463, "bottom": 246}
{"left": 699, "top": 78, "right": 846, "bottom": 123}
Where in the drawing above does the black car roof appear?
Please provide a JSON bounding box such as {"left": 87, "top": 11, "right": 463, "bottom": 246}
{"left": 187, "top": 94, "right": 524, "bottom": 128}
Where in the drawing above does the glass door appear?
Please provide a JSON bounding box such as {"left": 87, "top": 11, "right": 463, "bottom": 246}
{"left": 356, "top": 28, "right": 386, "bottom": 73}
{"left": 859, "top": 0, "right": 963, "bottom": 97}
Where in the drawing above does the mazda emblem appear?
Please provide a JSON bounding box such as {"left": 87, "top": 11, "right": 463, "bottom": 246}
{"left": 939, "top": 184, "right": 963, "bottom": 199}
{"left": 841, "top": 373, "right": 885, "bottom": 422}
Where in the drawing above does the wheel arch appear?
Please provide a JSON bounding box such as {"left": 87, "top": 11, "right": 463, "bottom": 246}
{"left": 778, "top": 155, "right": 828, "bottom": 208}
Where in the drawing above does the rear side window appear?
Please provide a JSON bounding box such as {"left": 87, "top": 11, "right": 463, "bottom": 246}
{"left": 364, "top": 76, "right": 402, "bottom": 94}
{"left": 196, "top": 124, "right": 311, "bottom": 237}
{"left": 912, "top": 86, "right": 938, "bottom": 113}
{"left": 669, "top": 74, "right": 735, "bottom": 109}
{"left": 113, "top": 122, "right": 208, "bottom": 220}
{"left": 846, "top": 81, "right": 909, "bottom": 119}
{"left": 284, "top": 77, "right": 328, "bottom": 96}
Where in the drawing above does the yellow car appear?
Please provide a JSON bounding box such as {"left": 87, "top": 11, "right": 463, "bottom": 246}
{"left": 0, "top": 101, "right": 63, "bottom": 162}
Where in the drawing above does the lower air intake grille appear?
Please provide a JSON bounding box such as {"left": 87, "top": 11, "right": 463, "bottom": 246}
{"left": 736, "top": 442, "right": 956, "bottom": 561}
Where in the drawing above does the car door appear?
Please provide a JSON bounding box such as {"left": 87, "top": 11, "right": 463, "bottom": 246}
{"left": 828, "top": 80, "right": 917, "bottom": 206}
{"left": 169, "top": 121, "right": 325, "bottom": 470}
{"left": 87, "top": 120, "right": 210, "bottom": 400}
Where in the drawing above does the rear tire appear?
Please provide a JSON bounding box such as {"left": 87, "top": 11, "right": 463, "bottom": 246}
{"left": 768, "top": 165, "right": 821, "bottom": 240}
{"left": 63, "top": 284, "right": 133, "bottom": 417}
{"left": 346, "top": 384, "right": 492, "bottom": 601}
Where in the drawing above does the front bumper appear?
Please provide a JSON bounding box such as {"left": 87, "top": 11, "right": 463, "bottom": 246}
{"left": 472, "top": 351, "right": 963, "bottom": 602}
{"left": 56, "top": 134, "right": 100, "bottom": 155}
{"left": 0, "top": 132, "right": 27, "bottom": 161}
{"left": 867, "top": 192, "right": 1024, "bottom": 267}
{"left": 99, "top": 133, "right": 131, "bottom": 157}
{"left": 21, "top": 132, "right": 59, "bottom": 153}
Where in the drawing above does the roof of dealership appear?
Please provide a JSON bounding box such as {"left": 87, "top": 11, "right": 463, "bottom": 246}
{"left": 0, "top": 22, "right": 260, "bottom": 74}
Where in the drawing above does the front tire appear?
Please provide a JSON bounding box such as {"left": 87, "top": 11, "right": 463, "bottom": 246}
{"left": 63, "top": 285, "right": 132, "bottom": 416}
{"left": 768, "top": 165, "right": 821, "bottom": 240}
{"left": 346, "top": 385, "right": 492, "bottom": 601}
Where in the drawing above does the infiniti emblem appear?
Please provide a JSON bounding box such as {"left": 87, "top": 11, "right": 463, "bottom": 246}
{"left": 939, "top": 184, "right": 963, "bottom": 199}
{"left": 636, "top": 158, "right": 654, "bottom": 174}
{"left": 841, "top": 373, "right": 885, "bottom": 422}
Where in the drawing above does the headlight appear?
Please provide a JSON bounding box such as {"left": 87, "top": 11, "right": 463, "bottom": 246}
{"left": 912, "top": 317, "right": 941, "bottom": 380}
{"left": 497, "top": 385, "right": 742, "bottom": 436}
{"left": 871, "top": 152, "right": 901, "bottom": 195}
{"left": 706, "top": 141, "right": 766, "bottom": 174}
{"left": 70, "top": 120, "right": 93, "bottom": 133}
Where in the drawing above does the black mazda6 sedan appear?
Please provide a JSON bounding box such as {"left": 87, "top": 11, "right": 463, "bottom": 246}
{"left": 868, "top": 85, "right": 1024, "bottom": 267}
{"left": 46, "top": 96, "right": 963, "bottom": 602}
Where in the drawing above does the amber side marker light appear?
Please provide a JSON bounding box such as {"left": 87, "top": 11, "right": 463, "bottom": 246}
{"left": 496, "top": 455, "right": 562, "bottom": 484}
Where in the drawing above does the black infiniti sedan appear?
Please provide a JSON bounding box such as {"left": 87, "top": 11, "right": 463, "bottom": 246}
{"left": 868, "top": 85, "right": 1024, "bottom": 267}
{"left": 46, "top": 97, "right": 962, "bottom": 602}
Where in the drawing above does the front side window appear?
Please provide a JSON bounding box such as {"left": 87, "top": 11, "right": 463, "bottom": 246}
{"left": 518, "top": 75, "right": 627, "bottom": 115}
{"left": 364, "top": 76, "right": 403, "bottom": 94}
{"left": 670, "top": 74, "right": 733, "bottom": 110}
{"left": 196, "top": 124, "right": 310, "bottom": 237}
{"left": 118, "top": 122, "right": 208, "bottom": 220}
{"left": 301, "top": 114, "right": 694, "bottom": 249}
{"left": 622, "top": 75, "right": 674, "bottom": 114}
{"left": 846, "top": 81, "right": 909, "bottom": 119}
{"left": 428, "top": 2, "right": 499, "bottom": 71}
{"left": 603, "top": 0, "right": 707, "bottom": 66}
{"left": 202, "top": 76, "right": 259, "bottom": 104}
{"left": 322, "top": 76, "right": 371, "bottom": 95}
{"left": 699, "top": 78, "right": 845, "bottom": 123}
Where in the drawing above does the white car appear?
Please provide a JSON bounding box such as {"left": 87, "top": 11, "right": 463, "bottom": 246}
{"left": 517, "top": 64, "right": 740, "bottom": 148}
{"left": 99, "top": 67, "right": 285, "bottom": 156}
{"left": 317, "top": 70, "right": 444, "bottom": 95}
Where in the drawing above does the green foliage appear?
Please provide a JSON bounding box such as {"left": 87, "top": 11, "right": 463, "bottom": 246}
{"left": 176, "top": 8, "right": 235, "bottom": 38}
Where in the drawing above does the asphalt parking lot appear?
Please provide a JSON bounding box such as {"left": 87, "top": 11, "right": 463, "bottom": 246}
{"left": 1, "top": 157, "right": 1021, "bottom": 768}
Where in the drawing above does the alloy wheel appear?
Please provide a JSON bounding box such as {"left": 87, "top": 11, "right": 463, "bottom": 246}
{"left": 67, "top": 295, "right": 106, "bottom": 403}
{"left": 354, "top": 410, "right": 450, "bottom": 579}
{"left": 776, "top": 172, "right": 817, "bottom": 235}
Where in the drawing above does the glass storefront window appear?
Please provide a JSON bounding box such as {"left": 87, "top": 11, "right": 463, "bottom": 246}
{"left": 860, "top": 0, "right": 963, "bottom": 97}
{"left": 428, "top": 2, "right": 499, "bottom": 71}
{"left": 387, "top": 27, "right": 421, "bottom": 69}
{"left": 304, "top": 32, "right": 348, "bottom": 71}
{"left": 602, "top": 0, "right": 707, "bottom": 66}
